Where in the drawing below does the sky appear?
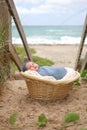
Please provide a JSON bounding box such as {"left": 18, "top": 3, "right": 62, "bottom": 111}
{"left": 14, "top": 0, "right": 87, "bottom": 25}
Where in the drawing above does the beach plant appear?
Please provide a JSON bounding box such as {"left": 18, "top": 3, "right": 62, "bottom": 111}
{"left": 9, "top": 112, "right": 18, "bottom": 126}
{"left": 86, "top": 108, "right": 87, "bottom": 112}
{"left": 33, "top": 55, "right": 54, "bottom": 66}
{"left": 15, "top": 45, "right": 36, "bottom": 54}
{"left": 58, "top": 112, "right": 80, "bottom": 130}
{"left": 80, "top": 69, "right": 87, "bottom": 78}
{"left": 15, "top": 46, "right": 54, "bottom": 66}
{"left": 74, "top": 69, "right": 87, "bottom": 86}
{"left": 74, "top": 79, "right": 81, "bottom": 86}
{"left": 1, "top": 113, "right": 19, "bottom": 129}
{"left": 36, "top": 114, "right": 48, "bottom": 127}
{"left": 14, "top": 46, "right": 54, "bottom": 71}
{"left": 64, "top": 112, "right": 80, "bottom": 123}
{"left": 15, "top": 45, "right": 36, "bottom": 62}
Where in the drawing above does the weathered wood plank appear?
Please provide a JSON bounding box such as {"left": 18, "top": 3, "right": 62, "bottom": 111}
{"left": 0, "top": 0, "right": 12, "bottom": 78}
{"left": 75, "top": 14, "right": 87, "bottom": 70}
{"left": 10, "top": 44, "right": 22, "bottom": 71}
{"left": 5, "top": 0, "right": 32, "bottom": 61}
{"left": 80, "top": 52, "right": 87, "bottom": 73}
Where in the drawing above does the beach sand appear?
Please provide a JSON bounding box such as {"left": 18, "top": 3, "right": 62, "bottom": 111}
{"left": 0, "top": 44, "right": 87, "bottom": 130}
{"left": 29, "top": 44, "right": 87, "bottom": 67}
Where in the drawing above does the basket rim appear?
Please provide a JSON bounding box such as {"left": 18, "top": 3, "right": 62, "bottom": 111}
{"left": 20, "top": 70, "right": 80, "bottom": 85}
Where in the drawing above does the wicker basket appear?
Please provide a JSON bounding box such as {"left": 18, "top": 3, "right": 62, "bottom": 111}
{"left": 21, "top": 70, "right": 80, "bottom": 101}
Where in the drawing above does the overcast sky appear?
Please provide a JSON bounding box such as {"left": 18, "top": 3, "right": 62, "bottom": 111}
{"left": 14, "top": 0, "right": 87, "bottom": 25}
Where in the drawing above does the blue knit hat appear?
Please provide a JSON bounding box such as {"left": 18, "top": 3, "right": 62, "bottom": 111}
{"left": 22, "top": 63, "right": 27, "bottom": 72}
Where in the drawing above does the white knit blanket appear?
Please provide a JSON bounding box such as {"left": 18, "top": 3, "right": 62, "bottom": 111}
{"left": 24, "top": 67, "right": 76, "bottom": 81}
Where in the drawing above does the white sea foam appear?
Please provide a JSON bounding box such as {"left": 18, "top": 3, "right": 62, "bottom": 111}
{"left": 12, "top": 25, "right": 87, "bottom": 45}
{"left": 12, "top": 36, "right": 87, "bottom": 45}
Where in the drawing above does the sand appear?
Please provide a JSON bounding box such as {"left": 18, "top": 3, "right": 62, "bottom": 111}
{"left": 29, "top": 44, "right": 87, "bottom": 68}
{"left": 0, "top": 44, "right": 87, "bottom": 130}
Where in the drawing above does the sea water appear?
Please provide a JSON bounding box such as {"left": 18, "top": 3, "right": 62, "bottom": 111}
{"left": 12, "top": 25, "right": 87, "bottom": 45}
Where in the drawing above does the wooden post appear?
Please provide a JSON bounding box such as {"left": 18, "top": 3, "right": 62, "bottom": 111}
{"left": 5, "top": 0, "right": 32, "bottom": 61}
{"left": 80, "top": 52, "right": 87, "bottom": 73}
{"left": 0, "top": 0, "right": 12, "bottom": 78}
{"left": 0, "top": 0, "right": 11, "bottom": 47}
{"left": 10, "top": 44, "right": 22, "bottom": 71}
{"left": 75, "top": 14, "right": 87, "bottom": 70}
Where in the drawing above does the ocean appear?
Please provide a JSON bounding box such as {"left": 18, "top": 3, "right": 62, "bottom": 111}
{"left": 12, "top": 25, "right": 87, "bottom": 45}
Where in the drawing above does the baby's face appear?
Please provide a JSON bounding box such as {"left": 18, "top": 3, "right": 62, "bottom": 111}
{"left": 26, "top": 62, "right": 38, "bottom": 71}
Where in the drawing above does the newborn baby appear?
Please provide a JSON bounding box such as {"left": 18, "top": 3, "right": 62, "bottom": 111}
{"left": 22, "top": 61, "right": 67, "bottom": 80}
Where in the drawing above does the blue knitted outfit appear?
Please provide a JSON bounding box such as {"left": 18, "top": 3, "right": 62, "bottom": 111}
{"left": 22, "top": 64, "right": 67, "bottom": 80}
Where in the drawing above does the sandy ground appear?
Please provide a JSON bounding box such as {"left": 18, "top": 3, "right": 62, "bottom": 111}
{"left": 0, "top": 44, "right": 87, "bottom": 130}
{"left": 29, "top": 44, "right": 87, "bottom": 68}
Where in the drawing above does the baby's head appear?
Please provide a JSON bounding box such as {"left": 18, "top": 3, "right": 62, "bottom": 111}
{"left": 26, "top": 61, "right": 38, "bottom": 71}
